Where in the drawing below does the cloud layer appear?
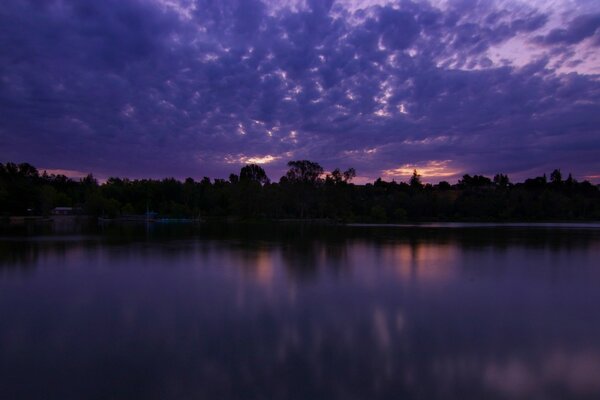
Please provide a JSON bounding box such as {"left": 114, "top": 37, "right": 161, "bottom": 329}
{"left": 1, "top": 0, "right": 599, "bottom": 182}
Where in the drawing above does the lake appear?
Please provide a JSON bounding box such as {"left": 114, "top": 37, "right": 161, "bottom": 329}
{"left": 1, "top": 222, "right": 600, "bottom": 399}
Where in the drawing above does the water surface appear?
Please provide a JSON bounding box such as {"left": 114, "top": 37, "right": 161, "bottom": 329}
{"left": 1, "top": 223, "right": 600, "bottom": 399}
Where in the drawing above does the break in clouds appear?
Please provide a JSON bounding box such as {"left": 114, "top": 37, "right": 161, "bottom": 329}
{"left": 1, "top": 0, "right": 599, "bottom": 182}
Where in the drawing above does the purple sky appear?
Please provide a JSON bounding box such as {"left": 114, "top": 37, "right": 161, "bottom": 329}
{"left": 1, "top": 0, "right": 600, "bottom": 183}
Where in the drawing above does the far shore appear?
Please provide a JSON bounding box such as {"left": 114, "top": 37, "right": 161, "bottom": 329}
{"left": 3, "top": 215, "right": 600, "bottom": 228}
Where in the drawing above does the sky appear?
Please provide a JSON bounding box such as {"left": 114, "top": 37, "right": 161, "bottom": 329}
{"left": 1, "top": 0, "right": 599, "bottom": 183}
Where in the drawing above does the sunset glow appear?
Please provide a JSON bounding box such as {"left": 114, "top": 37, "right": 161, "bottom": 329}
{"left": 382, "top": 160, "right": 461, "bottom": 181}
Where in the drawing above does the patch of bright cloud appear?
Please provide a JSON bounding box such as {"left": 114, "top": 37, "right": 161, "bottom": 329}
{"left": 154, "top": 0, "right": 197, "bottom": 20}
{"left": 225, "top": 154, "right": 281, "bottom": 165}
{"left": 382, "top": 160, "right": 461, "bottom": 182}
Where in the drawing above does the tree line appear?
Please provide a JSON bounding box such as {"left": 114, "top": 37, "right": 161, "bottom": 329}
{"left": 1, "top": 161, "right": 599, "bottom": 222}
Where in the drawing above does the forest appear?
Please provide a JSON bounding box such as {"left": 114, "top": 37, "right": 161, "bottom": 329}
{"left": 1, "top": 160, "right": 600, "bottom": 222}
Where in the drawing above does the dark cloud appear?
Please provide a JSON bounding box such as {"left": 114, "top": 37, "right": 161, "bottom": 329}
{"left": 0, "top": 0, "right": 599, "bottom": 182}
{"left": 537, "top": 13, "right": 600, "bottom": 46}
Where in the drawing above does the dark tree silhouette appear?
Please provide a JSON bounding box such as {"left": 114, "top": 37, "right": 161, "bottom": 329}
{"left": 343, "top": 168, "right": 356, "bottom": 183}
{"left": 409, "top": 170, "right": 422, "bottom": 188}
{"left": 329, "top": 168, "right": 343, "bottom": 184}
{"left": 551, "top": 169, "right": 562, "bottom": 184}
{"left": 240, "top": 164, "right": 270, "bottom": 184}
{"left": 1, "top": 161, "right": 599, "bottom": 222}
{"left": 493, "top": 174, "right": 510, "bottom": 187}
{"left": 285, "top": 160, "right": 324, "bottom": 184}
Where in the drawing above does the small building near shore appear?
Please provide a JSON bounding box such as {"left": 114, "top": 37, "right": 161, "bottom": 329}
{"left": 51, "top": 207, "right": 81, "bottom": 216}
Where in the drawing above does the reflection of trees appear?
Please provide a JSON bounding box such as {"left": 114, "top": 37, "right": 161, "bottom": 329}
{"left": 322, "top": 242, "right": 350, "bottom": 277}
{"left": 280, "top": 241, "right": 321, "bottom": 281}
{"left": 277, "top": 228, "right": 351, "bottom": 282}
{"left": 0, "top": 241, "right": 40, "bottom": 271}
{"left": 0, "top": 240, "right": 93, "bottom": 271}
{"left": 3, "top": 222, "right": 600, "bottom": 275}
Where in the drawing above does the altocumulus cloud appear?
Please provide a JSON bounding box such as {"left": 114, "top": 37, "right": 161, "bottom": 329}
{"left": 1, "top": 0, "right": 599, "bottom": 182}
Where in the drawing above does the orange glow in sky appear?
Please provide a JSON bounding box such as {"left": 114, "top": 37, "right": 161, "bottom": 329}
{"left": 382, "top": 160, "right": 462, "bottom": 182}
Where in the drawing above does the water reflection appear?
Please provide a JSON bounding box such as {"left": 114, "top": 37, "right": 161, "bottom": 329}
{"left": 483, "top": 351, "right": 600, "bottom": 397}
{"left": 1, "top": 223, "right": 600, "bottom": 399}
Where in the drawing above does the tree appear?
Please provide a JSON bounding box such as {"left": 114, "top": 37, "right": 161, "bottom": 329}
{"left": 343, "top": 168, "right": 356, "bottom": 183}
{"left": 493, "top": 174, "right": 510, "bottom": 187}
{"left": 285, "top": 160, "right": 324, "bottom": 184}
{"left": 81, "top": 173, "right": 98, "bottom": 188}
{"left": 566, "top": 173, "right": 575, "bottom": 186}
{"left": 240, "top": 164, "right": 269, "bottom": 184}
{"left": 460, "top": 174, "right": 492, "bottom": 188}
{"left": 550, "top": 169, "right": 562, "bottom": 185}
{"left": 329, "top": 168, "right": 343, "bottom": 184}
{"left": 437, "top": 181, "right": 451, "bottom": 190}
{"left": 18, "top": 163, "right": 39, "bottom": 178}
{"left": 409, "top": 170, "right": 422, "bottom": 188}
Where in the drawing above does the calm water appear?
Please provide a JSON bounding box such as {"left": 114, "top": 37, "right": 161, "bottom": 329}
{"left": 1, "top": 223, "right": 600, "bottom": 399}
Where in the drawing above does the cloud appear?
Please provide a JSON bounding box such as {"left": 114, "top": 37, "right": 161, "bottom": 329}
{"left": 382, "top": 160, "right": 461, "bottom": 181}
{"left": 537, "top": 13, "right": 600, "bottom": 46}
{"left": 225, "top": 154, "right": 281, "bottom": 165}
{"left": 1, "top": 0, "right": 599, "bottom": 182}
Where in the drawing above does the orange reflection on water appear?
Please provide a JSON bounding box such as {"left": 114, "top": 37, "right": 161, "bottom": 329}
{"left": 240, "top": 248, "right": 276, "bottom": 287}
